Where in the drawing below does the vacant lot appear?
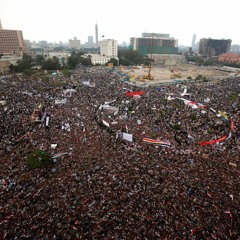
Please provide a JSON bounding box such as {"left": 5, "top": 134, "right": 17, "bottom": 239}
{"left": 120, "top": 64, "right": 234, "bottom": 85}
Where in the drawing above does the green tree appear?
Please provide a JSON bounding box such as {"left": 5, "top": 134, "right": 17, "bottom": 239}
{"left": 106, "top": 58, "right": 118, "bottom": 66}
{"left": 16, "top": 54, "right": 33, "bottom": 72}
{"left": 27, "top": 150, "right": 51, "bottom": 169}
{"left": 42, "top": 56, "right": 61, "bottom": 70}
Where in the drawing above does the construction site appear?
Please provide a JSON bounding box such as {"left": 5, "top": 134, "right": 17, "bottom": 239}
{"left": 116, "top": 63, "right": 240, "bottom": 85}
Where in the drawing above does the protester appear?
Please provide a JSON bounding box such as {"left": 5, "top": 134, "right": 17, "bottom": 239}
{"left": 0, "top": 65, "right": 239, "bottom": 239}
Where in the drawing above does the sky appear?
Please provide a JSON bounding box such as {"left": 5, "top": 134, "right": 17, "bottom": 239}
{"left": 0, "top": 0, "right": 239, "bottom": 46}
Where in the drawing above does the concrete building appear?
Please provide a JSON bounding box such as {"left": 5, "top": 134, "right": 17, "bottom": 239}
{"left": 230, "top": 44, "right": 240, "bottom": 54}
{"left": 85, "top": 39, "right": 118, "bottom": 65}
{"left": 69, "top": 37, "right": 80, "bottom": 49}
{"left": 191, "top": 34, "right": 197, "bottom": 52}
{"left": 95, "top": 24, "right": 99, "bottom": 47}
{"left": 148, "top": 54, "right": 186, "bottom": 66}
{"left": 198, "top": 38, "right": 231, "bottom": 57}
{"left": 129, "top": 33, "right": 178, "bottom": 56}
{"left": 88, "top": 54, "right": 112, "bottom": 65}
{"left": 0, "top": 61, "right": 11, "bottom": 75}
{"left": 0, "top": 28, "right": 28, "bottom": 55}
{"left": 100, "top": 39, "right": 118, "bottom": 57}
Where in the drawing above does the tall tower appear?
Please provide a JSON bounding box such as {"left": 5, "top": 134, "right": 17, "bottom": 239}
{"left": 95, "top": 23, "right": 98, "bottom": 47}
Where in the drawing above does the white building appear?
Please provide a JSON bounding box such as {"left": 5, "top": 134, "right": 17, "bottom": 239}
{"left": 85, "top": 39, "right": 119, "bottom": 65}
{"left": 69, "top": 37, "right": 80, "bottom": 49}
{"left": 89, "top": 54, "right": 111, "bottom": 65}
{"left": 100, "top": 39, "right": 118, "bottom": 57}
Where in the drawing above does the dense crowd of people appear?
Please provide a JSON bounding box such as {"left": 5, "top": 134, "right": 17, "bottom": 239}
{"left": 0, "top": 65, "right": 240, "bottom": 239}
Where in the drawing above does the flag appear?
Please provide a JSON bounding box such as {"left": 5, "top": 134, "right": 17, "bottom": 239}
{"left": 198, "top": 135, "right": 227, "bottom": 146}
{"left": 143, "top": 138, "right": 171, "bottom": 147}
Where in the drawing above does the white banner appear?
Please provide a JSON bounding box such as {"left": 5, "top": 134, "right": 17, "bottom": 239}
{"left": 122, "top": 132, "right": 133, "bottom": 142}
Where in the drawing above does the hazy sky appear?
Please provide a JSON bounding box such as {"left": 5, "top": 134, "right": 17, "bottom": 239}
{"left": 0, "top": 0, "right": 239, "bottom": 46}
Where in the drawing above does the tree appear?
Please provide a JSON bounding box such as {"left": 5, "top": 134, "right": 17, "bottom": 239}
{"left": 42, "top": 56, "right": 61, "bottom": 70}
{"left": 16, "top": 54, "right": 33, "bottom": 72}
{"left": 27, "top": 150, "right": 51, "bottom": 169}
{"left": 106, "top": 58, "right": 118, "bottom": 66}
{"left": 118, "top": 49, "right": 144, "bottom": 66}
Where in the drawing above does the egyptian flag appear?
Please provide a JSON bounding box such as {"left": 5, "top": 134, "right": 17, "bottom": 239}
{"left": 143, "top": 138, "right": 171, "bottom": 147}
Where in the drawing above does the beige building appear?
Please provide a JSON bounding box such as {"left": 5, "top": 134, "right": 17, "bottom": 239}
{"left": 69, "top": 37, "right": 80, "bottom": 49}
{"left": 0, "top": 61, "right": 10, "bottom": 75}
{"left": 100, "top": 39, "right": 118, "bottom": 57}
{"left": 0, "top": 29, "right": 28, "bottom": 56}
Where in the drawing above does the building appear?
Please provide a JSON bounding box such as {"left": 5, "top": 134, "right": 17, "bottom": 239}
{"left": 0, "top": 61, "right": 11, "bottom": 75}
{"left": 0, "top": 20, "right": 28, "bottom": 56}
{"left": 191, "top": 34, "right": 197, "bottom": 51}
{"left": 88, "top": 54, "right": 112, "bottom": 65}
{"left": 95, "top": 23, "right": 98, "bottom": 47}
{"left": 148, "top": 54, "right": 186, "bottom": 66}
{"left": 129, "top": 33, "right": 178, "bottom": 56}
{"left": 85, "top": 39, "right": 118, "bottom": 65}
{"left": 218, "top": 53, "right": 240, "bottom": 64}
{"left": 69, "top": 37, "right": 80, "bottom": 49}
{"left": 230, "top": 44, "right": 240, "bottom": 54}
{"left": 100, "top": 39, "right": 118, "bottom": 57}
{"left": 198, "top": 38, "right": 231, "bottom": 57}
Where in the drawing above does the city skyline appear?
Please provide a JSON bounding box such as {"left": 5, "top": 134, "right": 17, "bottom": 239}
{"left": 0, "top": 0, "right": 239, "bottom": 46}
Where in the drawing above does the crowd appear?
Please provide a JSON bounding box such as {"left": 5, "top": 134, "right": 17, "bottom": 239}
{"left": 0, "top": 65, "right": 240, "bottom": 239}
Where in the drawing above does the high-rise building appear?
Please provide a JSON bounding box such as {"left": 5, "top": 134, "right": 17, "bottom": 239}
{"left": 69, "top": 37, "right": 80, "bottom": 49}
{"left": 88, "top": 36, "right": 94, "bottom": 44}
{"left": 129, "top": 33, "right": 178, "bottom": 56}
{"left": 198, "top": 38, "right": 231, "bottom": 57}
{"left": 0, "top": 29, "right": 28, "bottom": 55}
{"left": 95, "top": 23, "right": 98, "bottom": 47}
{"left": 100, "top": 39, "right": 118, "bottom": 57}
{"left": 191, "top": 34, "right": 197, "bottom": 51}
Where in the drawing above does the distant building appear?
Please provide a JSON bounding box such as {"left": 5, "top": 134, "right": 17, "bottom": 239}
{"left": 85, "top": 39, "right": 118, "bottom": 65}
{"left": 218, "top": 53, "right": 240, "bottom": 64}
{"left": 100, "top": 39, "right": 118, "bottom": 58}
{"left": 95, "top": 24, "right": 98, "bottom": 47}
{"left": 129, "top": 33, "right": 178, "bottom": 56}
{"left": 88, "top": 36, "right": 94, "bottom": 45}
{"left": 38, "top": 40, "right": 48, "bottom": 48}
{"left": 230, "top": 44, "right": 240, "bottom": 54}
{"left": 191, "top": 34, "right": 197, "bottom": 51}
{"left": 69, "top": 37, "right": 80, "bottom": 49}
{"left": 89, "top": 54, "right": 112, "bottom": 65}
{"left": 0, "top": 60, "right": 11, "bottom": 75}
{"left": 198, "top": 38, "right": 231, "bottom": 57}
{"left": 148, "top": 54, "right": 186, "bottom": 66}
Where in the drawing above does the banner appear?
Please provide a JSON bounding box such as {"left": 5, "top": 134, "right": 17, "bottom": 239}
{"left": 143, "top": 138, "right": 171, "bottom": 147}
{"left": 198, "top": 135, "right": 227, "bottom": 146}
{"left": 122, "top": 132, "right": 133, "bottom": 142}
{"left": 126, "top": 91, "right": 144, "bottom": 96}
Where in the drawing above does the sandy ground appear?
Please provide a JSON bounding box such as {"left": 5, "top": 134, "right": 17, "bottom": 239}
{"left": 119, "top": 64, "right": 237, "bottom": 85}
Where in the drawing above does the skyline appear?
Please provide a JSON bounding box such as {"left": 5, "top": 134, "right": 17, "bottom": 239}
{"left": 0, "top": 0, "right": 240, "bottom": 46}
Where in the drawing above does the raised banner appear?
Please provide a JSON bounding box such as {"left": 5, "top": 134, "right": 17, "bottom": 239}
{"left": 143, "top": 138, "right": 171, "bottom": 147}
{"left": 198, "top": 135, "right": 227, "bottom": 146}
{"left": 126, "top": 91, "right": 144, "bottom": 96}
{"left": 122, "top": 132, "right": 133, "bottom": 142}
